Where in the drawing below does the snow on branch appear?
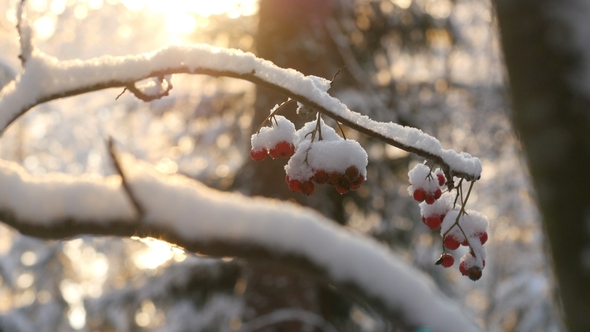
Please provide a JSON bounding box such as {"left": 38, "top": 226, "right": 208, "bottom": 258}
{"left": 0, "top": 45, "right": 481, "bottom": 181}
{"left": 0, "top": 154, "right": 479, "bottom": 331}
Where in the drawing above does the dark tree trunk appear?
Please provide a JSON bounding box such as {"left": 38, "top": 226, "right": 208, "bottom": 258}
{"left": 239, "top": 1, "right": 348, "bottom": 331}
{"left": 494, "top": 0, "right": 590, "bottom": 330}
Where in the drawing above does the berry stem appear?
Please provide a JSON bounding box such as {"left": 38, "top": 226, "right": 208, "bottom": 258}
{"left": 257, "top": 99, "right": 296, "bottom": 133}
{"left": 453, "top": 178, "right": 463, "bottom": 209}
{"left": 442, "top": 181, "right": 477, "bottom": 256}
{"left": 336, "top": 121, "right": 346, "bottom": 140}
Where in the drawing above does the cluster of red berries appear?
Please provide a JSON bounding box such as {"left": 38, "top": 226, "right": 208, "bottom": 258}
{"left": 408, "top": 163, "right": 489, "bottom": 281}
{"left": 285, "top": 165, "right": 365, "bottom": 196}
{"left": 250, "top": 141, "right": 295, "bottom": 161}
{"left": 410, "top": 168, "right": 445, "bottom": 205}
{"left": 250, "top": 114, "right": 297, "bottom": 162}
{"left": 251, "top": 113, "right": 368, "bottom": 196}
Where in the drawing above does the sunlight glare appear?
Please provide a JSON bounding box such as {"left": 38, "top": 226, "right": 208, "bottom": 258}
{"left": 133, "top": 238, "right": 175, "bottom": 269}
{"left": 119, "top": 0, "right": 258, "bottom": 35}
{"left": 164, "top": 12, "right": 197, "bottom": 34}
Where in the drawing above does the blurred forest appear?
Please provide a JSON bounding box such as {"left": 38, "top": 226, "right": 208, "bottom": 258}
{"left": 0, "top": 0, "right": 562, "bottom": 331}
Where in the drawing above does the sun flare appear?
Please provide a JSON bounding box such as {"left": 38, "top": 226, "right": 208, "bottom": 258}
{"left": 121, "top": 0, "right": 258, "bottom": 34}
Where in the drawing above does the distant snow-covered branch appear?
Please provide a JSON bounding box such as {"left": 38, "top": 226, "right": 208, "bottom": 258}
{"left": 0, "top": 154, "right": 479, "bottom": 331}
{"left": 0, "top": 45, "right": 481, "bottom": 181}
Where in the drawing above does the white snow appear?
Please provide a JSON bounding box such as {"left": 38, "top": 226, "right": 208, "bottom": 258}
{"left": 0, "top": 159, "right": 135, "bottom": 224}
{"left": 441, "top": 209, "right": 488, "bottom": 267}
{"left": 250, "top": 114, "right": 297, "bottom": 151}
{"left": 420, "top": 192, "right": 453, "bottom": 218}
{"left": 0, "top": 45, "right": 481, "bottom": 179}
{"left": 283, "top": 116, "right": 368, "bottom": 182}
{"left": 0, "top": 154, "right": 479, "bottom": 331}
{"left": 408, "top": 163, "right": 440, "bottom": 195}
{"left": 295, "top": 118, "right": 341, "bottom": 144}
{"left": 285, "top": 139, "right": 368, "bottom": 181}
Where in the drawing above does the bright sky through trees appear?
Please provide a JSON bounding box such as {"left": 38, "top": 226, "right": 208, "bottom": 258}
{"left": 6, "top": 0, "right": 259, "bottom": 41}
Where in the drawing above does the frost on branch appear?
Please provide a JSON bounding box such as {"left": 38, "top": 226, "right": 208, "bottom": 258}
{"left": 0, "top": 154, "right": 479, "bottom": 331}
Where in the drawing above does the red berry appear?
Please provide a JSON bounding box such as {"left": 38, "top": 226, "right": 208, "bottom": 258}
{"left": 437, "top": 254, "right": 454, "bottom": 268}
{"left": 444, "top": 236, "right": 461, "bottom": 250}
{"left": 328, "top": 172, "right": 342, "bottom": 186}
{"left": 336, "top": 186, "right": 349, "bottom": 194}
{"left": 425, "top": 194, "right": 436, "bottom": 204}
{"left": 413, "top": 188, "right": 425, "bottom": 202}
{"left": 338, "top": 177, "right": 353, "bottom": 190}
{"left": 425, "top": 215, "right": 442, "bottom": 230}
{"left": 285, "top": 175, "right": 290, "bottom": 184}
{"left": 313, "top": 170, "right": 329, "bottom": 184}
{"left": 459, "top": 260, "right": 484, "bottom": 280}
{"left": 350, "top": 175, "right": 365, "bottom": 190}
{"left": 459, "top": 261, "right": 468, "bottom": 276}
{"left": 437, "top": 173, "right": 446, "bottom": 186}
{"left": 288, "top": 179, "right": 301, "bottom": 192}
{"left": 434, "top": 188, "right": 442, "bottom": 199}
{"left": 461, "top": 238, "right": 469, "bottom": 246}
{"left": 269, "top": 141, "right": 294, "bottom": 159}
{"left": 300, "top": 181, "right": 315, "bottom": 195}
{"left": 250, "top": 148, "right": 267, "bottom": 161}
{"left": 479, "top": 232, "right": 488, "bottom": 245}
{"left": 343, "top": 166, "right": 360, "bottom": 183}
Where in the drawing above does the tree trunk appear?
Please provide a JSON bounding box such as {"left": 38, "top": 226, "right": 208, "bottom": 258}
{"left": 240, "top": 0, "right": 345, "bottom": 331}
{"left": 494, "top": 0, "right": 590, "bottom": 330}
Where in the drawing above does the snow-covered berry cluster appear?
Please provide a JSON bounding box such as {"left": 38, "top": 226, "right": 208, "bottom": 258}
{"left": 408, "top": 163, "right": 489, "bottom": 281}
{"left": 250, "top": 105, "right": 367, "bottom": 196}
{"left": 250, "top": 114, "right": 296, "bottom": 161}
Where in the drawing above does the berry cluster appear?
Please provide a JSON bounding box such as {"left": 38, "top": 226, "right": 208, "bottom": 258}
{"left": 408, "top": 163, "right": 489, "bottom": 281}
{"left": 251, "top": 105, "right": 368, "bottom": 196}
{"left": 250, "top": 114, "right": 296, "bottom": 161}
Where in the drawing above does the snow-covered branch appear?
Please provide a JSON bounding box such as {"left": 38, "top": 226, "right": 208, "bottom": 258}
{"left": 0, "top": 45, "right": 481, "bottom": 181}
{"left": 0, "top": 154, "right": 478, "bottom": 331}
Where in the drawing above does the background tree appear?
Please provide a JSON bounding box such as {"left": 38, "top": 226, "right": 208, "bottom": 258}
{"left": 494, "top": 0, "right": 590, "bottom": 330}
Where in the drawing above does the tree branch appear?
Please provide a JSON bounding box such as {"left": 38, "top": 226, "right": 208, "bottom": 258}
{"left": 16, "top": 0, "right": 33, "bottom": 67}
{"left": 0, "top": 45, "right": 481, "bottom": 181}
{"left": 0, "top": 155, "right": 479, "bottom": 331}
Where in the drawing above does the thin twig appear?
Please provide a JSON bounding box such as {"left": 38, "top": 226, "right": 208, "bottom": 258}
{"left": 256, "top": 99, "right": 296, "bottom": 133}
{"left": 125, "top": 76, "right": 173, "bottom": 102}
{"left": 115, "top": 87, "right": 127, "bottom": 100}
{"left": 331, "top": 65, "right": 346, "bottom": 84}
{"left": 442, "top": 181, "right": 476, "bottom": 256}
{"left": 336, "top": 121, "right": 346, "bottom": 140}
{"left": 107, "top": 137, "right": 145, "bottom": 220}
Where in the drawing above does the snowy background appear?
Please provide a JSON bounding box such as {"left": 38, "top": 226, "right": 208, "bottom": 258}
{"left": 0, "top": 0, "right": 560, "bottom": 331}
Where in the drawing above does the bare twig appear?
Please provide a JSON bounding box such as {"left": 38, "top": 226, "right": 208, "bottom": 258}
{"left": 125, "top": 76, "right": 173, "bottom": 102}
{"left": 115, "top": 87, "right": 127, "bottom": 100}
{"left": 256, "top": 99, "right": 296, "bottom": 133}
{"left": 107, "top": 138, "right": 145, "bottom": 220}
